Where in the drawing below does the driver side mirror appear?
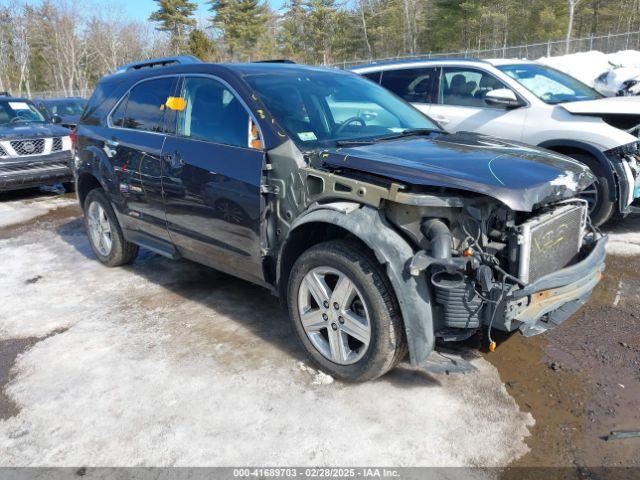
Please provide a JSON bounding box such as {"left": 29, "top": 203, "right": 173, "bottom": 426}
{"left": 484, "top": 89, "right": 523, "bottom": 108}
{"left": 51, "top": 114, "right": 62, "bottom": 124}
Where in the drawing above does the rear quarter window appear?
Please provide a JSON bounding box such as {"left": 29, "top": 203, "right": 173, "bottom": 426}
{"left": 81, "top": 79, "right": 129, "bottom": 126}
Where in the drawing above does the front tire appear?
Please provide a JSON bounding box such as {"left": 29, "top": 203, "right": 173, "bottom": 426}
{"left": 569, "top": 153, "right": 615, "bottom": 226}
{"left": 287, "top": 239, "right": 407, "bottom": 382}
{"left": 83, "top": 188, "right": 138, "bottom": 267}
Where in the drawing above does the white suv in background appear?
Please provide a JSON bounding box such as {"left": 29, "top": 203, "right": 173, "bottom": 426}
{"left": 351, "top": 59, "right": 640, "bottom": 225}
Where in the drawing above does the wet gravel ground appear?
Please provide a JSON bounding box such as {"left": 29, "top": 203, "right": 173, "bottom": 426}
{"left": 487, "top": 216, "right": 640, "bottom": 476}
{"left": 0, "top": 188, "right": 639, "bottom": 471}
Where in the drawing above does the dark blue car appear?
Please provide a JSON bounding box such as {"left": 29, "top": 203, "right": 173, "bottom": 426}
{"left": 74, "top": 57, "right": 606, "bottom": 381}
{"left": 35, "top": 97, "right": 87, "bottom": 130}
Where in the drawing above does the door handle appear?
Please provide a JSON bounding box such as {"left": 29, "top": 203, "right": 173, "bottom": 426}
{"left": 162, "top": 152, "right": 183, "bottom": 169}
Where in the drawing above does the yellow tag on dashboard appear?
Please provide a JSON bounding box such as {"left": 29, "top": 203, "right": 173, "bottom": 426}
{"left": 165, "top": 97, "right": 186, "bottom": 111}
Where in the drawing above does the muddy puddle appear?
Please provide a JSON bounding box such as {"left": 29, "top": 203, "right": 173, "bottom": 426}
{"left": 483, "top": 254, "right": 640, "bottom": 476}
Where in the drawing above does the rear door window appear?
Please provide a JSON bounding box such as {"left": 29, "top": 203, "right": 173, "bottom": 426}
{"left": 380, "top": 67, "right": 438, "bottom": 103}
{"left": 117, "top": 77, "right": 175, "bottom": 132}
{"left": 362, "top": 71, "right": 382, "bottom": 83}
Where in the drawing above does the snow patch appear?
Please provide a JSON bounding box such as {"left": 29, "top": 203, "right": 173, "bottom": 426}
{"left": 298, "top": 362, "right": 335, "bottom": 385}
{"left": 604, "top": 213, "right": 640, "bottom": 256}
{"left": 538, "top": 49, "right": 640, "bottom": 95}
{"left": 0, "top": 213, "right": 534, "bottom": 467}
{"left": 0, "top": 195, "right": 77, "bottom": 229}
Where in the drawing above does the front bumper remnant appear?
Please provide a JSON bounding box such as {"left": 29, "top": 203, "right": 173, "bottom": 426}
{"left": 507, "top": 235, "right": 607, "bottom": 336}
{"left": 0, "top": 151, "right": 73, "bottom": 191}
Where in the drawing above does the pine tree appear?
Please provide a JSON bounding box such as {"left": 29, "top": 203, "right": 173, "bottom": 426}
{"left": 208, "top": 0, "right": 268, "bottom": 60}
{"left": 302, "top": 0, "right": 340, "bottom": 64}
{"left": 149, "top": 0, "right": 198, "bottom": 54}
{"left": 189, "top": 28, "right": 216, "bottom": 60}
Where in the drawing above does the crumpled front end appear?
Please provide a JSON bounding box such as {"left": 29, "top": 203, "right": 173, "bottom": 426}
{"left": 397, "top": 198, "right": 606, "bottom": 342}
{"left": 603, "top": 141, "right": 640, "bottom": 213}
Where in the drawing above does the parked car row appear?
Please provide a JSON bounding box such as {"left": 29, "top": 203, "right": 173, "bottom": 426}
{"left": 0, "top": 92, "right": 78, "bottom": 193}
{"left": 72, "top": 56, "right": 608, "bottom": 381}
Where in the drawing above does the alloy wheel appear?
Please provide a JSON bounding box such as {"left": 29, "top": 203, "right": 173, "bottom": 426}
{"left": 297, "top": 266, "right": 371, "bottom": 365}
{"left": 579, "top": 180, "right": 599, "bottom": 215}
{"left": 87, "top": 201, "right": 113, "bottom": 257}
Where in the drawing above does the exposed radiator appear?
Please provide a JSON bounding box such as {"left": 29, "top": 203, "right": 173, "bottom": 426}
{"left": 517, "top": 204, "right": 587, "bottom": 283}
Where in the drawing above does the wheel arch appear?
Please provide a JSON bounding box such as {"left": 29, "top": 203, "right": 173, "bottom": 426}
{"left": 276, "top": 202, "right": 435, "bottom": 366}
{"left": 538, "top": 139, "right": 617, "bottom": 202}
{"left": 76, "top": 144, "right": 120, "bottom": 208}
{"left": 77, "top": 172, "right": 103, "bottom": 208}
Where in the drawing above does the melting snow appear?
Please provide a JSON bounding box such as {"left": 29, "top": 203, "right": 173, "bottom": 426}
{"left": 605, "top": 212, "right": 640, "bottom": 256}
{"left": 0, "top": 194, "right": 77, "bottom": 229}
{"left": 0, "top": 210, "right": 534, "bottom": 467}
{"left": 538, "top": 49, "right": 640, "bottom": 95}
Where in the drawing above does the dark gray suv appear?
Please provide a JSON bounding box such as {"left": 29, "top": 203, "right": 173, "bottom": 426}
{"left": 0, "top": 94, "right": 74, "bottom": 192}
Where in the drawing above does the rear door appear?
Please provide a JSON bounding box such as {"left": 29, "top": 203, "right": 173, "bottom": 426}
{"left": 161, "top": 75, "right": 266, "bottom": 284}
{"left": 428, "top": 66, "right": 527, "bottom": 140}
{"left": 107, "top": 76, "right": 177, "bottom": 241}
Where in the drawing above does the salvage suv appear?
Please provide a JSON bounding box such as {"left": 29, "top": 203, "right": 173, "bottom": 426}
{"left": 351, "top": 59, "right": 640, "bottom": 226}
{"left": 74, "top": 57, "right": 606, "bottom": 381}
{"left": 0, "top": 93, "right": 74, "bottom": 192}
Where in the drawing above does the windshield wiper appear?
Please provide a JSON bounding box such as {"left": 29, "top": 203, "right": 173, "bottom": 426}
{"left": 373, "top": 128, "right": 440, "bottom": 142}
{"left": 335, "top": 128, "right": 439, "bottom": 147}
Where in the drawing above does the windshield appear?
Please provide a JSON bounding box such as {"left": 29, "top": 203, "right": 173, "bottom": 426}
{"left": 0, "top": 100, "right": 46, "bottom": 125}
{"left": 498, "top": 64, "right": 602, "bottom": 104}
{"left": 243, "top": 70, "right": 440, "bottom": 149}
{"left": 43, "top": 99, "right": 86, "bottom": 116}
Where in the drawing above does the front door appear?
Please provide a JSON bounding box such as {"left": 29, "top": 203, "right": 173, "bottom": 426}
{"left": 161, "top": 75, "right": 266, "bottom": 284}
{"left": 379, "top": 66, "right": 439, "bottom": 117}
{"left": 107, "top": 76, "right": 177, "bottom": 241}
{"left": 428, "top": 66, "right": 527, "bottom": 141}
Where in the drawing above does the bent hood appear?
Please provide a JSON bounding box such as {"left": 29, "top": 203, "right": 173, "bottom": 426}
{"left": 0, "top": 123, "right": 71, "bottom": 141}
{"left": 320, "top": 132, "right": 594, "bottom": 212}
{"left": 560, "top": 96, "right": 640, "bottom": 115}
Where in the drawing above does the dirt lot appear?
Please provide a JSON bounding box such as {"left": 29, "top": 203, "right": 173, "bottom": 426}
{"left": 0, "top": 189, "right": 638, "bottom": 472}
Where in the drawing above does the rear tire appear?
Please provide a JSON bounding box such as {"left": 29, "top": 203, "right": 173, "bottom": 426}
{"left": 568, "top": 153, "right": 615, "bottom": 226}
{"left": 83, "top": 188, "right": 138, "bottom": 267}
{"left": 287, "top": 239, "right": 407, "bottom": 382}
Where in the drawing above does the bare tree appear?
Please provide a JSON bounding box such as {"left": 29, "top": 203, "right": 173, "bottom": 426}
{"left": 566, "top": 0, "right": 584, "bottom": 53}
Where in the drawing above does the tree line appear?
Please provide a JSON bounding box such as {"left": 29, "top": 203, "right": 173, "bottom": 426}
{"left": 1, "top": 0, "right": 639, "bottom": 97}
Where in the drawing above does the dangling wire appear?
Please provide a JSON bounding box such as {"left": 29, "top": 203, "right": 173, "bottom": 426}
{"left": 487, "top": 271, "right": 507, "bottom": 352}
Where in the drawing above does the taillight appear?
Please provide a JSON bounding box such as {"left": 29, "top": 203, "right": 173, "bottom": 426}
{"left": 70, "top": 128, "right": 77, "bottom": 150}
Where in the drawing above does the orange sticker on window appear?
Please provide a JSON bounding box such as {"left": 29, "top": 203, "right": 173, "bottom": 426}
{"left": 249, "top": 120, "right": 263, "bottom": 150}
{"left": 165, "top": 97, "right": 186, "bottom": 111}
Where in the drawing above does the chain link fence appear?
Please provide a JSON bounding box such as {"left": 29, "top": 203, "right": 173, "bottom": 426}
{"left": 334, "top": 30, "right": 640, "bottom": 69}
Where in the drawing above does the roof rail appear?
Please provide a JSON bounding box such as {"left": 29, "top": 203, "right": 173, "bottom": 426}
{"left": 114, "top": 56, "right": 202, "bottom": 74}
{"left": 253, "top": 59, "right": 296, "bottom": 64}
